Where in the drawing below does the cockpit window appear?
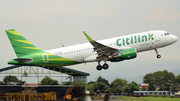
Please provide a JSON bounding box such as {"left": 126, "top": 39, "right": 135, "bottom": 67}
{"left": 164, "top": 33, "right": 169, "bottom": 36}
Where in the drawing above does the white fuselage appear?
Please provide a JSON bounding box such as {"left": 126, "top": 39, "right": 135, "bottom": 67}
{"left": 47, "top": 30, "right": 178, "bottom": 63}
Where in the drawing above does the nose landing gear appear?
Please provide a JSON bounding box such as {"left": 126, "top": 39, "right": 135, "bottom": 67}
{"left": 157, "top": 54, "right": 161, "bottom": 59}
{"left": 155, "top": 49, "right": 161, "bottom": 59}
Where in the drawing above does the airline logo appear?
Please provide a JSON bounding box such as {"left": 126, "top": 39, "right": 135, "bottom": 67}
{"left": 116, "top": 33, "right": 154, "bottom": 46}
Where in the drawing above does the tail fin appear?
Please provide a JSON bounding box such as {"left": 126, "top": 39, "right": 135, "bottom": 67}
{"left": 5, "top": 29, "right": 42, "bottom": 58}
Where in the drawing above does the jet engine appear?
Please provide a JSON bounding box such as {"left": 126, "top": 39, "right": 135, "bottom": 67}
{"left": 110, "top": 48, "right": 137, "bottom": 62}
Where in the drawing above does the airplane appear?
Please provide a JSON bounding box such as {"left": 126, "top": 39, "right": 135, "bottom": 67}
{"left": 5, "top": 29, "right": 178, "bottom": 71}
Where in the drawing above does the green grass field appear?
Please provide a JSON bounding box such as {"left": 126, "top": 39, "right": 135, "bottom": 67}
{"left": 117, "top": 96, "right": 180, "bottom": 101}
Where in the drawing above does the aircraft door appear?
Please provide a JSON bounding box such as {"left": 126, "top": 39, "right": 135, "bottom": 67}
{"left": 155, "top": 32, "right": 160, "bottom": 42}
{"left": 148, "top": 32, "right": 156, "bottom": 49}
{"left": 42, "top": 53, "right": 49, "bottom": 63}
{"left": 153, "top": 32, "right": 161, "bottom": 48}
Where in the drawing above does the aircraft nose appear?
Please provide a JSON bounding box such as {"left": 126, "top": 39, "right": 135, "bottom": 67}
{"left": 171, "top": 35, "right": 178, "bottom": 43}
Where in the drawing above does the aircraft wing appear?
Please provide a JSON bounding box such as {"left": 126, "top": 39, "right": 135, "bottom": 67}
{"left": 83, "top": 31, "right": 120, "bottom": 59}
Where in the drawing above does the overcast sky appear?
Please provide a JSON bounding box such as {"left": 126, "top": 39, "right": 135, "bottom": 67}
{"left": 0, "top": 0, "right": 180, "bottom": 83}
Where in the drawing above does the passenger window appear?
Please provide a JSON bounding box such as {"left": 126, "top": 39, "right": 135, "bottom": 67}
{"left": 54, "top": 53, "right": 58, "bottom": 56}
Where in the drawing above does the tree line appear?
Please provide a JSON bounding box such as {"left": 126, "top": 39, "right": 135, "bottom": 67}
{"left": 87, "top": 76, "right": 139, "bottom": 94}
{"left": 0, "top": 76, "right": 59, "bottom": 85}
{"left": 88, "top": 70, "right": 180, "bottom": 93}
{"left": 143, "top": 70, "right": 180, "bottom": 92}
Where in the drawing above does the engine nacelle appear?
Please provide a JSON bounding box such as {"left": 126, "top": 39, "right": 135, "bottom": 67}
{"left": 110, "top": 48, "right": 137, "bottom": 62}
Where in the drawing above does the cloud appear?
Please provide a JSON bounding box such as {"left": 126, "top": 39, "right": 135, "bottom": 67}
{"left": 177, "top": 55, "right": 180, "bottom": 58}
{"left": 22, "top": 1, "right": 119, "bottom": 18}
{"left": 142, "top": 6, "right": 180, "bottom": 23}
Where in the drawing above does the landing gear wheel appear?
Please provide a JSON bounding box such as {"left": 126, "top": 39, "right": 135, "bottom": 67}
{"left": 96, "top": 65, "right": 102, "bottom": 71}
{"left": 103, "top": 63, "right": 109, "bottom": 70}
{"left": 155, "top": 49, "right": 161, "bottom": 59}
{"left": 157, "top": 55, "right": 161, "bottom": 59}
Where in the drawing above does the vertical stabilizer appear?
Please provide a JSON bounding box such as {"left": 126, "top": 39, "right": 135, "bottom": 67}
{"left": 5, "top": 29, "right": 42, "bottom": 58}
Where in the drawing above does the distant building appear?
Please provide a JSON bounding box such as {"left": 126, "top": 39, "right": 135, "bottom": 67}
{"left": 22, "top": 84, "right": 38, "bottom": 87}
{"left": 140, "top": 83, "right": 149, "bottom": 91}
{"left": 139, "top": 84, "right": 180, "bottom": 92}
{"left": 155, "top": 86, "right": 160, "bottom": 91}
{"left": 177, "top": 85, "right": 180, "bottom": 91}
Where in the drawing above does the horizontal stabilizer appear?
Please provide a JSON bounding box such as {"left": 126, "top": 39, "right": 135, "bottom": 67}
{"left": 0, "top": 65, "right": 21, "bottom": 72}
{"left": 14, "top": 58, "right": 34, "bottom": 63}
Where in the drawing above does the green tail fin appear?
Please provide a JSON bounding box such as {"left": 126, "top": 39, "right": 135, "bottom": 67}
{"left": 5, "top": 29, "right": 42, "bottom": 58}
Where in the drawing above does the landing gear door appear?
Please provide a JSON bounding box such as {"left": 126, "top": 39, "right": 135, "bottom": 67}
{"left": 42, "top": 53, "right": 49, "bottom": 63}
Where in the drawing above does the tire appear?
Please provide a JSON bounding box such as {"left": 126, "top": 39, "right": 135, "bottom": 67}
{"left": 157, "top": 55, "right": 161, "bottom": 59}
{"left": 96, "top": 65, "right": 102, "bottom": 71}
{"left": 103, "top": 63, "right": 109, "bottom": 70}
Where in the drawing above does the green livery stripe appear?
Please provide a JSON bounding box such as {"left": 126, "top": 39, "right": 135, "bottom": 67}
{"left": 5, "top": 29, "right": 42, "bottom": 57}
{"left": 8, "top": 48, "right": 80, "bottom": 66}
{"left": 48, "top": 58, "right": 75, "bottom": 61}
{"left": 7, "top": 30, "right": 21, "bottom": 36}
{"left": 14, "top": 40, "right": 33, "bottom": 44}
{"left": 22, "top": 47, "right": 40, "bottom": 50}
{"left": 6, "top": 29, "right": 80, "bottom": 67}
{"left": 83, "top": 31, "right": 93, "bottom": 42}
{"left": 32, "top": 53, "right": 54, "bottom": 55}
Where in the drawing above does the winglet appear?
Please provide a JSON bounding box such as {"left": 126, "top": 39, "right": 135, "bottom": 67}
{"left": 83, "top": 31, "right": 93, "bottom": 42}
{"left": 61, "top": 43, "right": 65, "bottom": 47}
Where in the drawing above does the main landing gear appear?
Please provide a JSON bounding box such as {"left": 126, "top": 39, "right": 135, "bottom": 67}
{"left": 96, "top": 61, "right": 109, "bottom": 71}
{"left": 155, "top": 49, "right": 161, "bottom": 59}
